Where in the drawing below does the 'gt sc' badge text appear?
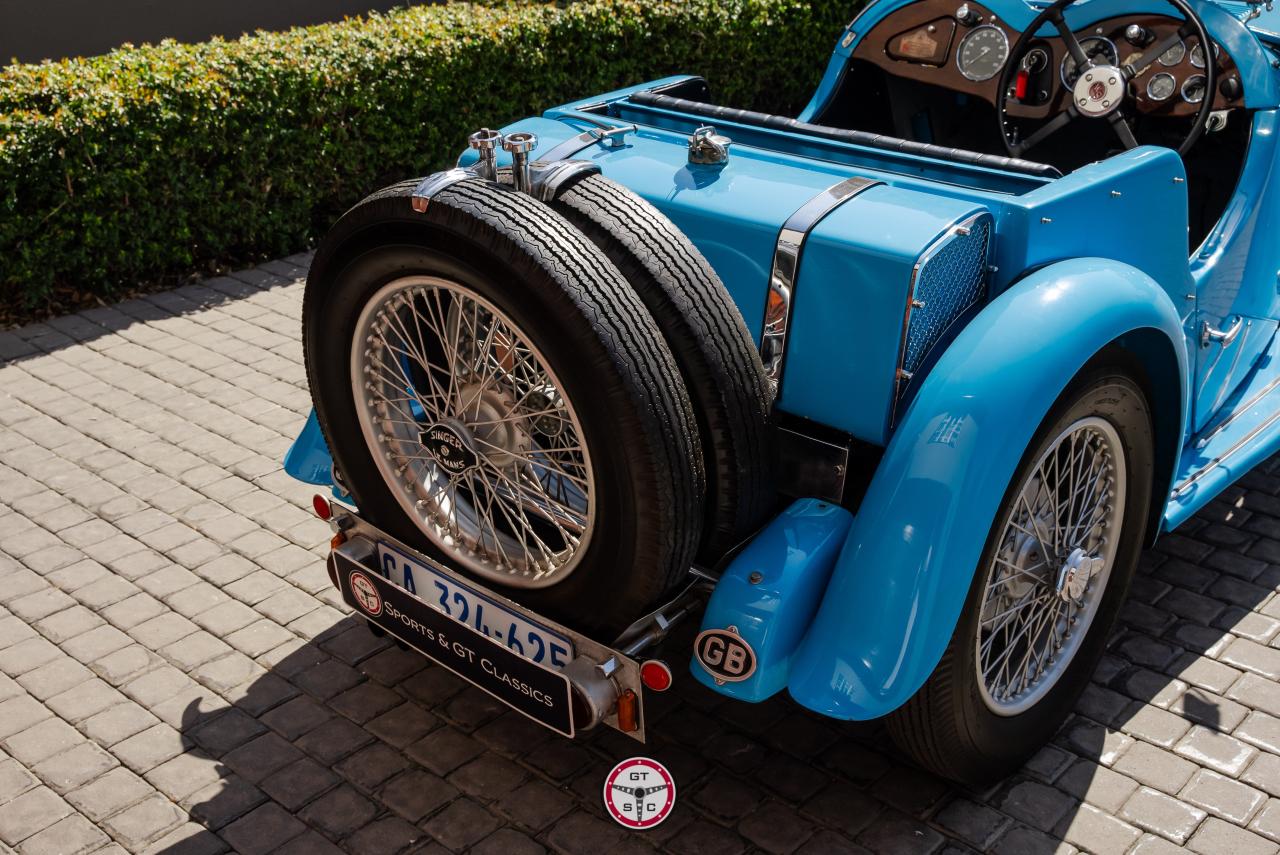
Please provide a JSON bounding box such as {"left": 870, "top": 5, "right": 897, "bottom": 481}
{"left": 603, "top": 757, "right": 676, "bottom": 829}
{"left": 693, "top": 626, "right": 757, "bottom": 683}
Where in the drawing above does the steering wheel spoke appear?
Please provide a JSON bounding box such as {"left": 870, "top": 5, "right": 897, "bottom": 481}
{"left": 1050, "top": 8, "right": 1092, "bottom": 69}
{"left": 1108, "top": 112, "right": 1140, "bottom": 149}
{"left": 1012, "top": 111, "right": 1074, "bottom": 157}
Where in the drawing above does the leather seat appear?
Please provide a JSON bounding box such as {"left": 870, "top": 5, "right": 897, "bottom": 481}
{"left": 627, "top": 90, "right": 1062, "bottom": 180}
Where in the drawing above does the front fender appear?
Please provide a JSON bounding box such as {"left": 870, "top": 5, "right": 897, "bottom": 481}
{"left": 786, "top": 258, "right": 1188, "bottom": 720}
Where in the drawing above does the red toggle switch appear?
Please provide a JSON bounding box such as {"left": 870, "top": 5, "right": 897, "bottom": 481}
{"left": 1015, "top": 69, "right": 1029, "bottom": 100}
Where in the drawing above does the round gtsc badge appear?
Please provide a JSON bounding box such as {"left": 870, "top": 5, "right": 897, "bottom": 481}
{"left": 603, "top": 757, "right": 676, "bottom": 829}
{"left": 349, "top": 571, "right": 382, "bottom": 617}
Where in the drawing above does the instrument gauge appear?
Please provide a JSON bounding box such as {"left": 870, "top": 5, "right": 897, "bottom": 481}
{"left": 957, "top": 25, "right": 1010, "bottom": 81}
{"left": 1182, "top": 74, "right": 1207, "bottom": 103}
{"left": 1158, "top": 38, "right": 1186, "bottom": 66}
{"left": 1146, "top": 72, "right": 1177, "bottom": 101}
{"left": 1060, "top": 37, "right": 1119, "bottom": 86}
{"left": 1190, "top": 42, "right": 1218, "bottom": 68}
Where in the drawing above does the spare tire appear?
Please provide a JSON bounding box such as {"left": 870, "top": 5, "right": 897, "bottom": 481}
{"left": 302, "top": 177, "right": 705, "bottom": 636}
{"left": 546, "top": 174, "right": 773, "bottom": 562}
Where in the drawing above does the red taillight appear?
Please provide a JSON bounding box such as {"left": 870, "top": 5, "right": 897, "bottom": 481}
{"left": 640, "top": 659, "right": 673, "bottom": 692}
{"left": 312, "top": 494, "right": 332, "bottom": 521}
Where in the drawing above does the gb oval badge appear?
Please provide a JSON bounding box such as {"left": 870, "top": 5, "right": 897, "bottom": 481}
{"left": 693, "top": 626, "right": 756, "bottom": 683}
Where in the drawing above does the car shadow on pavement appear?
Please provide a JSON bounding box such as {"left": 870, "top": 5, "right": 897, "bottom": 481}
{"left": 164, "top": 471, "right": 1280, "bottom": 855}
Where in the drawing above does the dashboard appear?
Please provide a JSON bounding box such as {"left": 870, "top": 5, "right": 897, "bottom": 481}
{"left": 853, "top": 0, "right": 1244, "bottom": 120}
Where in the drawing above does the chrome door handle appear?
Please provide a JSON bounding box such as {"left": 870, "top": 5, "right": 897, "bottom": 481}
{"left": 1201, "top": 315, "right": 1245, "bottom": 348}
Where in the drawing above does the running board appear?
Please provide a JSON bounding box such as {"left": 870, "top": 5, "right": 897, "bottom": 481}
{"left": 1166, "top": 331, "right": 1280, "bottom": 530}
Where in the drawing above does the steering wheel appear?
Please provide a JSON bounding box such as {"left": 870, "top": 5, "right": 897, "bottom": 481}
{"left": 997, "top": 0, "right": 1216, "bottom": 158}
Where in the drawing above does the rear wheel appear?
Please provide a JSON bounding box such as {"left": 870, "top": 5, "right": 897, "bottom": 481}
{"left": 304, "top": 178, "right": 705, "bottom": 636}
{"left": 887, "top": 362, "right": 1153, "bottom": 784}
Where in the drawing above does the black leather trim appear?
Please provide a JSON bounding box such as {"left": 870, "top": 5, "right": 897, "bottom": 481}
{"left": 627, "top": 91, "right": 1062, "bottom": 180}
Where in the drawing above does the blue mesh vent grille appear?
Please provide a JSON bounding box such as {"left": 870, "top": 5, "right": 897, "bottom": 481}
{"left": 901, "top": 218, "right": 991, "bottom": 377}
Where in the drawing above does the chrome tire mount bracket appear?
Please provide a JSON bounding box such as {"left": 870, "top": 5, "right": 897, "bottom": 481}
{"left": 760, "top": 176, "right": 882, "bottom": 398}
{"left": 410, "top": 128, "right": 505, "bottom": 212}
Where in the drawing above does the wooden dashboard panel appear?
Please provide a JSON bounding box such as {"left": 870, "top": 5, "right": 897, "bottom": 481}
{"left": 850, "top": 0, "right": 1242, "bottom": 118}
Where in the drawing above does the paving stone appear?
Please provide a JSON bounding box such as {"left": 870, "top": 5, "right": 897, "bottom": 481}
{"left": 220, "top": 733, "right": 303, "bottom": 784}
{"left": 219, "top": 802, "right": 306, "bottom": 855}
{"left": 112, "top": 723, "right": 189, "bottom": 773}
{"left": 15, "top": 813, "right": 108, "bottom": 855}
{"left": 855, "top": 810, "right": 943, "bottom": 855}
{"left": 0, "top": 787, "right": 71, "bottom": 846}
{"left": 0, "top": 759, "right": 38, "bottom": 804}
{"left": 1184, "top": 768, "right": 1268, "bottom": 823}
{"left": 296, "top": 784, "right": 376, "bottom": 838}
{"left": 4, "top": 718, "right": 82, "bottom": 766}
{"left": 138, "top": 821, "right": 228, "bottom": 855}
{"left": 995, "top": 778, "right": 1077, "bottom": 832}
{"left": 1252, "top": 799, "right": 1280, "bottom": 843}
{"left": 67, "top": 767, "right": 154, "bottom": 821}
{"left": 1187, "top": 816, "right": 1279, "bottom": 855}
{"left": 1114, "top": 741, "right": 1199, "bottom": 794}
{"left": 934, "top": 797, "right": 1008, "bottom": 850}
{"left": 380, "top": 769, "right": 458, "bottom": 823}
{"left": 260, "top": 758, "right": 337, "bottom": 812}
{"left": 1060, "top": 802, "right": 1142, "bottom": 855}
{"left": 81, "top": 703, "right": 159, "bottom": 746}
{"left": 44, "top": 679, "right": 121, "bottom": 723}
{"left": 992, "top": 823, "right": 1076, "bottom": 855}
{"left": 144, "top": 751, "right": 226, "bottom": 802}
{"left": 185, "top": 774, "right": 267, "bottom": 830}
{"left": 1248, "top": 753, "right": 1280, "bottom": 798}
{"left": 30, "top": 740, "right": 118, "bottom": 793}
{"left": 100, "top": 791, "right": 185, "bottom": 848}
{"left": 1176, "top": 724, "right": 1259, "bottom": 776}
{"left": 1120, "top": 786, "right": 1207, "bottom": 844}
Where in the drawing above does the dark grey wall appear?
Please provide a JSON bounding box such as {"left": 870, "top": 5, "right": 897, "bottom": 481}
{"left": 1, "top": 0, "right": 438, "bottom": 65}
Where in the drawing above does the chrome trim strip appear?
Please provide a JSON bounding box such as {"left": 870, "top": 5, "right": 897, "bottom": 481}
{"left": 1194, "top": 371, "right": 1280, "bottom": 450}
{"left": 760, "top": 176, "right": 881, "bottom": 397}
{"left": 410, "top": 168, "right": 477, "bottom": 213}
{"left": 1173, "top": 406, "right": 1280, "bottom": 496}
{"left": 889, "top": 212, "right": 992, "bottom": 428}
{"left": 536, "top": 123, "right": 638, "bottom": 163}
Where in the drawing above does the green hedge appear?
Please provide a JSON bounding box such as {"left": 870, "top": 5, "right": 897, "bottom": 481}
{"left": 0, "top": 0, "right": 852, "bottom": 308}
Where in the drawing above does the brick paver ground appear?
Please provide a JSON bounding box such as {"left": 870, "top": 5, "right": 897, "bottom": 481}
{"left": 3, "top": 257, "right": 1280, "bottom": 854}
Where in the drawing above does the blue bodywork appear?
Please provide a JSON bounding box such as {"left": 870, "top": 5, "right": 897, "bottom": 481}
{"left": 286, "top": 0, "right": 1280, "bottom": 721}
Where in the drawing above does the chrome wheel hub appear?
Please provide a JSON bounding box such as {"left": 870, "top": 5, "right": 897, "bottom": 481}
{"left": 976, "top": 416, "right": 1125, "bottom": 715}
{"left": 352, "top": 276, "right": 595, "bottom": 588}
{"left": 1057, "top": 547, "right": 1105, "bottom": 603}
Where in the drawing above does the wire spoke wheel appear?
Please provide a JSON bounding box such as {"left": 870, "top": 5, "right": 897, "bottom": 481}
{"left": 976, "top": 416, "right": 1126, "bottom": 715}
{"left": 351, "top": 275, "right": 596, "bottom": 588}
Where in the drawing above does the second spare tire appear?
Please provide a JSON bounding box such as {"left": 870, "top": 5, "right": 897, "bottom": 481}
{"left": 547, "top": 174, "right": 774, "bottom": 563}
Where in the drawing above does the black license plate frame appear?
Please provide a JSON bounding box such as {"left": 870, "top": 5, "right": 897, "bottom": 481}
{"left": 334, "top": 549, "right": 576, "bottom": 737}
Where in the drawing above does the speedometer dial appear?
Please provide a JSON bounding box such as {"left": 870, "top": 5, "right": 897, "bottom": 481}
{"left": 957, "top": 25, "right": 1010, "bottom": 81}
{"left": 1060, "top": 37, "right": 1120, "bottom": 86}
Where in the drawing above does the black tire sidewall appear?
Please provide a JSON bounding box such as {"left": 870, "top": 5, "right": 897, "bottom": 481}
{"left": 946, "top": 363, "right": 1154, "bottom": 775}
{"left": 308, "top": 240, "right": 663, "bottom": 634}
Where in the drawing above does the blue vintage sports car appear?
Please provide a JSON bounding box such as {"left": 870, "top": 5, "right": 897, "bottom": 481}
{"left": 285, "top": 0, "right": 1280, "bottom": 783}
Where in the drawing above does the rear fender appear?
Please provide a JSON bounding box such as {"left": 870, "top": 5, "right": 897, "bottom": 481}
{"left": 284, "top": 409, "right": 335, "bottom": 488}
{"left": 786, "top": 258, "right": 1188, "bottom": 720}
